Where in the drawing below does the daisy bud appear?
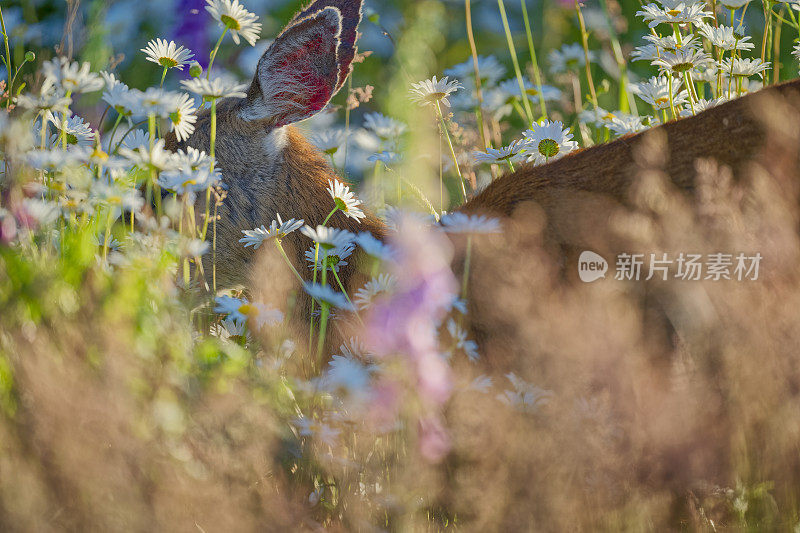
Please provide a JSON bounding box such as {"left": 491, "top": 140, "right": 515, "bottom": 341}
{"left": 189, "top": 61, "right": 203, "bottom": 78}
{"left": 24, "top": 51, "right": 36, "bottom": 62}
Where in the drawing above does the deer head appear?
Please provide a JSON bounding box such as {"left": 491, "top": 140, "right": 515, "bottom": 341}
{"left": 166, "top": 0, "right": 383, "bottom": 290}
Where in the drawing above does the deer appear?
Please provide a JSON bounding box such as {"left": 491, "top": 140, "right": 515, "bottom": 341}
{"left": 166, "top": 0, "right": 800, "bottom": 335}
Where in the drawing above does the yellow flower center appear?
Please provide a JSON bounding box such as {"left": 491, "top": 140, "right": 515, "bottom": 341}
{"left": 667, "top": 8, "right": 682, "bottom": 16}
{"left": 221, "top": 14, "right": 241, "bottom": 31}
{"left": 238, "top": 304, "right": 259, "bottom": 317}
{"left": 538, "top": 139, "right": 559, "bottom": 158}
{"left": 159, "top": 56, "right": 178, "bottom": 68}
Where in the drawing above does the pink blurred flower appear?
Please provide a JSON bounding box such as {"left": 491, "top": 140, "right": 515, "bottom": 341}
{"left": 418, "top": 416, "right": 451, "bottom": 463}
{"left": 363, "top": 215, "right": 457, "bottom": 406}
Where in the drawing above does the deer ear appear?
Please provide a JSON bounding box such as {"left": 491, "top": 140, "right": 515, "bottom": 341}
{"left": 289, "top": 0, "right": 364, "bottom": 91}
{"left": 241, "top": 6, "right": 343, "bottom": 126}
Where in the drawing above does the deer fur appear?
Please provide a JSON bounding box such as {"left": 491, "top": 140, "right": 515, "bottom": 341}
{"left": 167, "top": 0, "right": 800, "bottom": 310}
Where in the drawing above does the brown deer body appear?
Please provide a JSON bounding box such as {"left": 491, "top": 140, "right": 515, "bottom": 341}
{"left": 169, "top": 0, "right": 800, "bottom": 306}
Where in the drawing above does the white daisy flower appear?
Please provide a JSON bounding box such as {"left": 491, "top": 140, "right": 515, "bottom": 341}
{"left": 322, "top": 354, "right": 373, "bottom": 401}
{"left": 47, "top": 112, "right": 94, "bottom": 146}
{"left": 26, "top": 148, "right": 82, "bottom": 170}
{"left": 354, "top": 273, "right": 397, "bottom": 310}
{"left": 607, "top": 115, "right": 650, "bottom": 136}
{"left": 363, "top": 112, "right": 407, "bottom": 141}
{"left": 444, "top": 55, "right": 507, "bottom": 86}
{"left": 697, "top": 23, "right": 754, "bottom": 51}
{"left": 718, "top": 57, "right": 770, "bottom": 78}
{"left": 165, "top": 92, "right": 198, "bottom": 142}
{"left": 71, "top": 145, "right": 130, "bottom": 170}
{"left": 22, "top": 198, "right": 60, "bottom": 227}
{"left": 119, "top": 138, "right": 180, "bottom": 172}
{"left": 440, "top": 212, "right": 502, "bottom": 234}
{"left": 41, "top": 57, "right": 104, "bottom": 94}
{"left": 631, "top": 44, "right": 663, "bottom": 63}
{"left": 239, "top": 214, "right": 304, "bottom": 249}
{"left": 643, "top": 33, "right": 700, "bottom": 51}
{"left": 680, "top": 97, "right": 727, "bottom": 116}
{"left": 136, "top": 87, "right": 183, "bottom": 118}
{"left": 549, "top": 43, "right": 596, "bottom": 73}
{"left": 472, "top": 139, "right": 525, "bottom": 165}
{"left": 497, "top": 373, "right": 553, "bottom": 413}
{"left": 446, "top": 319, "right": 480, "bottom": 361}
{"left": 354, "top": 231, "right": 395, "bottom": 261}
{"left": 205, "top": 0, "right": 262, "bottom": 46}
{"left": 102, "top": 83, "right": 139, "bottom": 117}
{"left": 172, "top": 146, "right": 215, "bottom": 171}
{"left": 793, "top": 42, "right": 800, "bottom": 61}
{"left": 121, "top": 129, "right": 151, "bottom": 151}
{"left": 180, "top": 76, "right": 248, "bottom": 99}
{"left": 651, "top": 47, "right": 714, "bottom": 75}
{"left": 634, "top": 76, "right": 688, "bottom": 110}
{"left": 310, "top": 130, "right": 345, "bottom": 155}
{"left": 16, "top": 88, "right": 71, "bottom": 114}
{"left": 305, "top": 243, "right": 355, "bottom": 273}
{"left": 210, "top": 318, "right": 251, "bottom": 344}
{"left": 409, "top": 75, "right": 463, "bottom": 107}
{"left": 579, "top": 106, "right": 620, "bottom": 128}
{"left": 90, "top": 181, "right": 145, "bottom": 214}
{"left": 470, "top": 375, "right": 493, "bottom": 393}
{"left": 636, "top": 2, "right": 711, "bottom": 28}
{"left": 214, "top": 295, "right": 284, "bottom": 328}
{"left": 141, "top": 38, "right": 195, "bottom": 70}
{"left": 303, "top": 282, "right": 355, "bottom": 310}
{"left": 692, "top": 65, "right": 720, "bottom": 83}
{"left": 521, "top": 120, "right": 579, "bottom": 164}
{"left": 300, "top": 225, "right": 355, "bottom": 250}
{"left": 158, "top": 166, "right": 220, "bottom": 195}
{"left": 326, "top": 180, "right": 366, "bottom": 222}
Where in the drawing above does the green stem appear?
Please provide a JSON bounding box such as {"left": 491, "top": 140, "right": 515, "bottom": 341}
{"left": 315, "top": 267, "right": 330, "bottom": 369}
{"left": 0, "top": 7, "right": 12, "bottom": 110}
{"left": 207, "top": 29, "right": 228, "bottom": 79}
{"left": 147, "top": 113, "right": 162, "bottom": 216}
{"left": 461, "top": 236, "right": 473, "bottom": 299}
{"left": 102, "top": 208, "right": 113, "bottom": 262}
{"left": 497, "top": 0, "right": 534, "bottom": 123}
{"left": 332, "top": 268, "right": 363, "bottom": 325}
{"left": 466, "top": 0, "right": 490, "bottom": 149}
{"left": 343, "top": 74, "right": 352, "bottom": 171}
{"left": 436, "top": 101, "right": 467, "bottom": 202}
{"left": 275, "top": 239, "right": 305, "bottom": 284}
{"left": 316, "top": 303, "right": 330, "bottom": 371}
{"left": 8, "top": 56, "right": 31, "bottom": 106}
{"left": 159, "top": 66, "right": 168, "bottom": 88}
{"left": 575, "top": 0, "right": 598, "bottom": 107}
{"left": 668, "top": 74, "right": 677, "bottom": 120}
{"left": 112, "top": 119, "right": 148, "bottom": 154}
{"left": 200, "top": 99, "right": 217, "bottom": 241}
{"left": 520, "top": 0, "right": 547, "bottom": 119}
